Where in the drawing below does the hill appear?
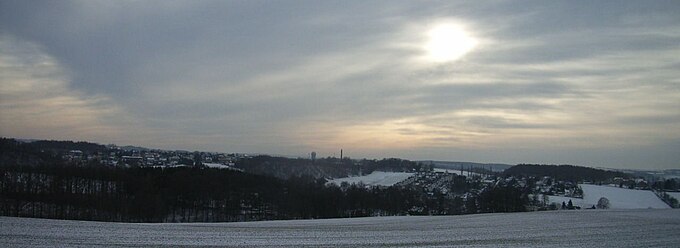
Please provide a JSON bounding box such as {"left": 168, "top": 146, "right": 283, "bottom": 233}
{"left": 23, "top": 139, "right": 107, "bottom": 153}
{"left": 504, "top": 164, "right": 630, "bottom": 182}
{"left": 548, "top": 184, "right": 670, "bottom": 209}
{"left": 0, "top": 138, "right": 64, "bottom": 167}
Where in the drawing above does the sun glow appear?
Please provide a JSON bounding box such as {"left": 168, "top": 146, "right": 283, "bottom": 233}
{"left": 425, "top": 23, "right": 478, "bottom": 62}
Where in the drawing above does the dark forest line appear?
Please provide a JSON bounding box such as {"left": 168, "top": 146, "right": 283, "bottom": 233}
{"left": 0, "top": 138, "right": 528, "bottom": 222}
{"left": 0, "top": 164, "right": 526, "bottom": 222}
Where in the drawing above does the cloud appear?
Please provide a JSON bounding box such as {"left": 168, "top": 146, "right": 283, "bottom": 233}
{"left": 0, "top": 35, "right": 126, "bottom": 141}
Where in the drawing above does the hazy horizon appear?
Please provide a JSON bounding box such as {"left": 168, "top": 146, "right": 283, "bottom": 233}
{"left": 1, "top": 1, "right": 679, "bottom": 169}
{"left": 2, "top": 136, "right": 674, "bottom": 171}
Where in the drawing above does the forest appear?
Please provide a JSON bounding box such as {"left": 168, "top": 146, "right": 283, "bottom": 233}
{"left": 0, "top": 164, "right": 526, "bottom": 222}
{"left": 236, "top": 155, "right": 431, "bottom": 179}
{"left": 0, "top": 139, "right": 528, "bottom": 222}
{"left": 0, "top": 138, "right": 528, "bottom": 222}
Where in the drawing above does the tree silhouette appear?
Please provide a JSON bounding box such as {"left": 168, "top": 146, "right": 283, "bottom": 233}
{"left": 597, "top": 197, "right": 610, "bottom": 209}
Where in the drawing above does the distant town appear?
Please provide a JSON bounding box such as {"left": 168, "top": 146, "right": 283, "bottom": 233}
{"left": 1, "top": 137, "right": 679, "bottom": 223}
{"left": 64, "top": 143, "right": 245, "bottom": 169}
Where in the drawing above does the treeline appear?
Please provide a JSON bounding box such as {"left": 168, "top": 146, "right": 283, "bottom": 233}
{"left": 0, "top": 138, "right": 530, "bottom": 222}
{"left": 25, "top": 140, "right": 107, "bottom": 153}
{"left": 0, "top": 138, "right": 65, "bottom": 167}
{"left": 0, "top": 164, "right": 525, "bottom": 222}
{"left": 429, "top": 161, "right": 512, "bottom": 173}
{"left": 652, "top": 179, "right": 680, "bottom": 191}
{"left": 235, "top": 156, "right": 354, "bottom": 179}
{"left": 0, "top": 138, "right": 106, "bottom": 154}
{"left": 0, "top": 164, "right": 367, "bottom": 222}
{"left": 504, "top": 164, "right": 630, "bottom": 182}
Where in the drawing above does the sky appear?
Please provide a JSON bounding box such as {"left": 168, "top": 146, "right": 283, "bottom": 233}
{"left": 1, "top": 1, "right": 679, "bottom": 169}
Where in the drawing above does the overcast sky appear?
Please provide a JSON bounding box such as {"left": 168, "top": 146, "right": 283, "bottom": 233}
{"left": 1, "top": 1, "right": 679, "bottom": 169}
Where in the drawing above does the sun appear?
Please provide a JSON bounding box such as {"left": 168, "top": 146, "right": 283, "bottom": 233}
{"left": 425, "top": 24, "right": 478, "bottom": 62}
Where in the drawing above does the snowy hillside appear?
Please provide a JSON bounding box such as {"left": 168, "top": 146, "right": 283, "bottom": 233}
{"left": 3, "top": 209, "right": 680, "bottom": 247}
{"left": 202, "top": 163, "right": 243, "bottom": 171}
{"left": 327, "top": 171, "right": 414, "bottom": 187}
{"left": 548, "top": 184, "right": 670, "bottom": 209}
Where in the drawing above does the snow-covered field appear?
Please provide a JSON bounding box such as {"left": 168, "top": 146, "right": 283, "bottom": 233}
{"left": 327, "top": 171, "right": 414, "bottom": 187}
{"left": 202, "top": 162, "right": 243, "bottom": 171}
{"left": 2, "top": 209, "right": 680, "bottom": 247}
{"left": 548, "top": 184, "right": 670, "bottom": 209}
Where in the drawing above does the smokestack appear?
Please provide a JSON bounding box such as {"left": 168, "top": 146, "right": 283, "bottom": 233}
{"left": 340, "top": 149, "right": 343, "bottom": 160}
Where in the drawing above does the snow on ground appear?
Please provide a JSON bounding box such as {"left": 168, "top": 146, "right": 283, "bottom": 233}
{"left": 548, "top": 184, "right": 670, "bottom": 209}
{"left": 327, "top": 171, "right": 414, "bottom": 187}
{"left": 433, "top": 168, "right": 454, "bottom": 173}
{"left": 2, "top": 209, "right": 680, "bottom": 247}
{"left": 202, "top": 163, "right": 243, "bottom": 171}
